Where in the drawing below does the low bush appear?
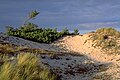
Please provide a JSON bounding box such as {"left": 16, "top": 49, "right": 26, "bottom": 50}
{"left": 6, "top": 24, "right": 72, "bottom": 43}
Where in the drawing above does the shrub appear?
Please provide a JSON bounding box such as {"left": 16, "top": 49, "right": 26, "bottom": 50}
{"left": 20, "top": 23, "right": 38, "bottom": 31}
{"left": 61, "top": 27, "right": 70, "bottom": 35}
{"left": 6, "top": 26, "right": 15, "bottom": 35}
{"left": 6, "top": 26, "right": 72, "bottom": 43}
{"left": 73, "top": 29, "right": 79, "bottom": 35}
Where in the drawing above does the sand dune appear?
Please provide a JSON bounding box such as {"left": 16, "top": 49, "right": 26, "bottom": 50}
{"left": 53, "top": 33, "right": 120, "bottom": 79}
{"left": 0, "top": 33, "right": 120, "bottom": 80}
{"left": 54, "top": 33, "right": 120, "bottom": 63}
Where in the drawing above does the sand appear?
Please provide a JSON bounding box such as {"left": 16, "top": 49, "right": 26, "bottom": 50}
{"left": 0, "top": 33, "right": 120, "bottom": 80}
{"left": 53, "top": 33, "right": 120, "bottom": 79}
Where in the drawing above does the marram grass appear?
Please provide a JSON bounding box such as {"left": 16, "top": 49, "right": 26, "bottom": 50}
{"left": 0, "top": 53, "right": 57, "bottom": 80}
{"left": 90, "top": 28, "right": 120, "bottom": 54}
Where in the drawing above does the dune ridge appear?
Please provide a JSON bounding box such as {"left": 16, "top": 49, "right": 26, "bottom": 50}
{"left": 0, "top": 33, "right": 120, "bottom": 80}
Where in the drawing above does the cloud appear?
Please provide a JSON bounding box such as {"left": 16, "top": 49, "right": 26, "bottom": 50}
{"left": 65, "top": 21, "right": 120, "bottom": 30}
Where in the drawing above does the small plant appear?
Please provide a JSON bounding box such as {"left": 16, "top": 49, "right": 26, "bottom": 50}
{"left": 24, "top": 10, "right": 39, "bottom": 25}
{"left": 73, "top": 29, "right": 79, "bottom": 35}
{"left": 61, "top": 27, "right": 70, "bottom": 35}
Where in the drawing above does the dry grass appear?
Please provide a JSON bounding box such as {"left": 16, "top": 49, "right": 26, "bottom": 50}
{"left": 0, "top": 53, "right": 57, "bottom": 80}
{"left": 0, "top": 42, "right": 58, "bottom": 80}
{"left": 0, "top": 42, "right": 55, "bottom": 57}
{"left": 89, "top": 28, "right": 120, "bottom": 54}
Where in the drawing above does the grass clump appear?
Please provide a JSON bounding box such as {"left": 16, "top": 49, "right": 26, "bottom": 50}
{"left": 89, "top": 28, "right": 120, "bottom": 54}
{"left": 0, "top": 53, "right": 57, "bottom": 80}
{"left": 0, "top": 43, "right": 17, "bottom": 55}
{"left": 0, "top": 42, "right": 56, "bottom": 57}
{"left": 96, "top": 27, "right": 120, "bottom": 37}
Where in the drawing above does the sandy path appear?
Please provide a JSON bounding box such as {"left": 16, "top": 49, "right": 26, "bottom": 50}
{"left": 53, "top": 34, "right": 120, "bottom": 79}
{"left": 54, "top": 34, "right": 120, "bottom": 63}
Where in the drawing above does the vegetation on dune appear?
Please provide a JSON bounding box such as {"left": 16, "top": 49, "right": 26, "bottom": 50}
{"left": 0, "top": 43, "right": 58, "bottom": 80}
{"left": 24, "top": 10, "right": 39, "bottom": 25}
{"left": 0, "top": 43, "right": 16, "bottom": 55}
{"left": 96, "top": 28, "right": 120, "bottom": 37}
{"left": 0, "top": 43, "right": 55, "bottom": 58}
{"left": 6, "top": 10, "right": 79, "bottom": 43}
{"left": 6, "top": 25, "right": 69, "bottom": 43}
{"left": 89, "top": 28, "right": 120, "bottom": 54}
{"left": 6, "top": 24, "right": 80, "bottom": 43}
{"left": 0, "top": 53, "right": 57, "bottom": 80}
{"left": 73, "top": 29, "right": 79, "bottom": 35}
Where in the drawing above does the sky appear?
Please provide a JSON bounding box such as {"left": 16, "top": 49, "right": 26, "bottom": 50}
{"left": 0, "top": 0, "right": 120, "bottom": 32}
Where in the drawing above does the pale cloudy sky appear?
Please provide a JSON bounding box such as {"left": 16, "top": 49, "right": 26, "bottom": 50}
{"left": 0, "top": 0, "right": 120, "bottom": 32}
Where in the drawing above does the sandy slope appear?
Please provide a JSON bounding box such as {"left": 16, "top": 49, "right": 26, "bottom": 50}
{"left": 0, "top": 33, "right": 65, "bottom": 52}
{"left": 54, "top": 33, "right": 120, "bottom": 62}
{"left": 53, "top": 33, "right": 120, "bottom": 79}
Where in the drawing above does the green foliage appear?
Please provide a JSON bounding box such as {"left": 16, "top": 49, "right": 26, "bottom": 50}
{"left": 6, "top": 26, "right": 14, "bottom": 35}
{"left": 5, "top": 10, "right": 79, "bottom": 43}
{"left": 0, "top": 53, "right": 57, "bottom": 80}
{"left": 61, "top": 27, "right": 70, "bottom": 35}
{"left": 90, "top": 28, "right": 120, "bottom": 54}
{"left": 73, "top": 29, "right": 79, "bottom": 35}
{"left": 6, "top": 25, "right": 72, "bottom": 43}
{"left": 20, "top": 22, "right": 38, "bottom": 31}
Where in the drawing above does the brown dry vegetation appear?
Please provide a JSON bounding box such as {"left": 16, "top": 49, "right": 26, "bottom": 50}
{"left": 89, "top": 28, "right": 120, "bottom": 54}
